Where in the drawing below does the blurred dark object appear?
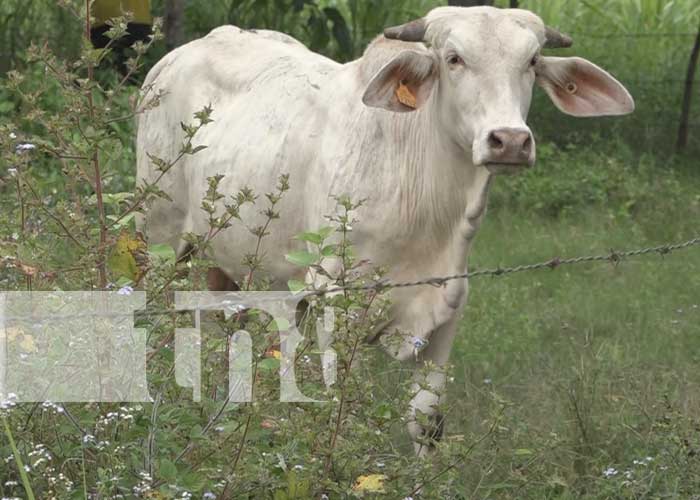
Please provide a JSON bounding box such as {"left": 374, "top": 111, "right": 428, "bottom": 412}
{"left": 676, "top": 22, "right": 700, "bottom": 152}
{"left": 164, "top": 0, "right": 185, "bottom": 50}
{"left": 90, "top": 0, "right": 153, "bottom": 76}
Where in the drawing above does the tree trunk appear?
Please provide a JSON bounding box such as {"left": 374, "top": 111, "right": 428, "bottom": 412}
{"left": 164, "top": 0, "right": 185, "bottom": 51}
{"left": 510, "top": 0, "right": 519, "bottom": 7}
{"left": 447, "top": 0, "right": 494, "bottom": 6}
{"left": 676, "top": 22, "right": 700, "bottom": 153}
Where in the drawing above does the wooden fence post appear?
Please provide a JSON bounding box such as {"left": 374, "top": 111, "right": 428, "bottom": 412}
{"left": 676, "top": 22, "right": 700, "bottom": 153}
{"left": 164, "top": 0, "right": 185, "bottom": 51}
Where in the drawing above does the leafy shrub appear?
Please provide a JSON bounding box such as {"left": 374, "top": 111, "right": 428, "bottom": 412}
{"left": 0, "top": 7, "right": 475, "bottom": 498}
{"left": 489, "top": 139, "right": 691, "bottom": 220}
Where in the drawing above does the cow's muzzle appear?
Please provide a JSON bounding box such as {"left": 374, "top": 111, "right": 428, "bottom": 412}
{"left": 483, "top": 127, "right": 534, "bottom": 168}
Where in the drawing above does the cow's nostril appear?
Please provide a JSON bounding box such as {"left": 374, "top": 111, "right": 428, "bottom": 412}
{"left": 487, "top": 132, "right": 504, "bottom": 151}
{"left": 522, "top": 135, "right": 532, "bottom": 154}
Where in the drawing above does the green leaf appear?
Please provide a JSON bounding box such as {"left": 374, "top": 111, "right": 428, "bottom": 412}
{"left": 258, "top": 358, "right": 280, "bottom": 372}
{"left": 514, "top": 448, "right": 534, "bottom": 456}
{"left": 115, "top": 277, "right": 133, "bottom": 287}
{"left": 294, "top": 231, "right": 323, "bottom": 245}
{"left": 267, "top": 317, "right": 290, "bottom": 332}
{"left": 285, "top": 250, "right": 318, "bottom": 267}
{"left": 321, "top": 244, "right": 336, "bottom": 257}
{"left": 0, "top": 101, "right": 15, "bottom": 113}
{"left": 103, "top": 192, "right": 132, "bottom": 205}
{"left": 189, "top": 424, "right": 203, "bottom": 440}
{"left": 287, "top": 279, "right": 306, "bottom": 292}
{"left": 107, "top": 212, "right": 136, "bottom": 228}
{"left": 159, "top": 458, "right": 177, "bottom": 481}
{"left": 318, "top": 226, "right": 335, "bottom": 239}
{"left": 148, "top": 243, "right": 176, "bottom": 264}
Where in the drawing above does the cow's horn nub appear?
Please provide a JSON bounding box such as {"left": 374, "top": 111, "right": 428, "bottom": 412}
{"left": 544, "top": 26, "right": 573, "bottom": 48}
{"left": 384, "top": 19, "right": 427, "bottom": 42}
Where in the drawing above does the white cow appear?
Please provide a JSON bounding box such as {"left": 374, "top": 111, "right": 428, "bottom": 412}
{"left": 137, "top": 6, "right": 633, "bottom": 455}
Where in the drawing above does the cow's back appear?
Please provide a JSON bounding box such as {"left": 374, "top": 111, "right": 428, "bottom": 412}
{"left": 136, "top": 26, "right": 341, "bottom": 268}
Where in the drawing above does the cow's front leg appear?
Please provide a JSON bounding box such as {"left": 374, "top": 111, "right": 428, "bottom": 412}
{"left": 406, "top": 313, "right": 460, "bottom": 457}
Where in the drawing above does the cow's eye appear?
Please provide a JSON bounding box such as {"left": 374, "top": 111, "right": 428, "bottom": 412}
{"left": 447, "top": 54, "right": 464, "bottom": 66}
{"left": 530, "top": 55, "right": 539, "bottom": 67}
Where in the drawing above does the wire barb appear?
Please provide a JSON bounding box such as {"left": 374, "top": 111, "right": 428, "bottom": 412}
{"left": 2, "top": 236, "right": 699, "bottom": 323}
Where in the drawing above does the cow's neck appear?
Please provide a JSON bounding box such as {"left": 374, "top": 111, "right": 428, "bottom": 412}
{"left": 375, "top": 96, "right": 493, "bottom": 245}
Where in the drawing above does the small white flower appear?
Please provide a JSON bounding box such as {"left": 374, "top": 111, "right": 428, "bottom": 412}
{"left": 222, "top": 300, "right": 246, "bottom": 314}
{"left": 1, "top": 393, "right": 18, "bottom": 411}
{"left": 9, "top": 132, "right": 17, "bottom": 140}
{"left": 603, "top": 467, "right": 618, "bottom": 477}
{"left": 117, "top": 285, "right": 134, "bottom": 296}
{"left": 483, "top": 378, "right": 492, "bottom": 385}
{"left": 15, "top": 143, "right": 36, "bottom": 152}
{"left": 412, "top": 337, "right": 427, "bottom": 355}
{"left": 7, "top": 168, "right": 17, "bottom": 177}
{"left": 203, "top": 493, "right": 217, "bottom": 500}
{"left": 293, "top": 464, "right": 304, "bottom": 471}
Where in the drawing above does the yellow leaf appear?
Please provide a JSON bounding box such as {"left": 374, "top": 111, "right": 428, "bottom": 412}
{"left": 143, "top": 492, "right": 167, "bottom": 500}
{"left": 3, "top": 327, "right": 24, "bottom": 342}
{"left": 353, "top": 474, "right": 386, "bottom": 493}
{"left": 107, "top": 230, "right": 147, "bottom": 281}
{"left": 19, "top": 334, "right": 37, "bottom": 353}
{"left": 271, "top": 350, "right": 281, "bottom": 360}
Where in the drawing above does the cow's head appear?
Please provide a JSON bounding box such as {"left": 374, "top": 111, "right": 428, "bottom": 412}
{"left": 362, "top": 7, "right": 634, "bottom": 173}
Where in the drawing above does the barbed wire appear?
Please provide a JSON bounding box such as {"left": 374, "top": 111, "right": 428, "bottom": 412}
{"left": 338, "top": 236, "right": 700, "bottom": 292}
{"left": 1, "top": 236, "right": 699, "bottom": 323}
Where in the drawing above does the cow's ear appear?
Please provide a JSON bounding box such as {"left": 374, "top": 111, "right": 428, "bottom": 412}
{"left": 536, "top": 56, "right": 634, "bottom": 117}
{"left": 362, "top": 50, "right": 437, "bottom": 112}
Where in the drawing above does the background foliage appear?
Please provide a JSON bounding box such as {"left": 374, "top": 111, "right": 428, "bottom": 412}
{"left": 1, "top": 0, "right": 700, "bottom": 155}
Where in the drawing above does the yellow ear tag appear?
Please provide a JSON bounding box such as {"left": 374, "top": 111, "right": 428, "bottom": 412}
{"left": 396, "top": 81, "right": 417, "bottom": 109}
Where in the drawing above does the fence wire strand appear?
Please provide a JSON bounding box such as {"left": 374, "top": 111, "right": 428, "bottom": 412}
{"left": 342, "top": 236, "right": 700, "bottom": 292}
{"left": 1, "top": 236, "right": 699, "bottom": 323}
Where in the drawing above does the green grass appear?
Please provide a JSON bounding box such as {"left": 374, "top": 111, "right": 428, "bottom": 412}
{"left": 444, "top": 169, "right": 700, "bottom": 498}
